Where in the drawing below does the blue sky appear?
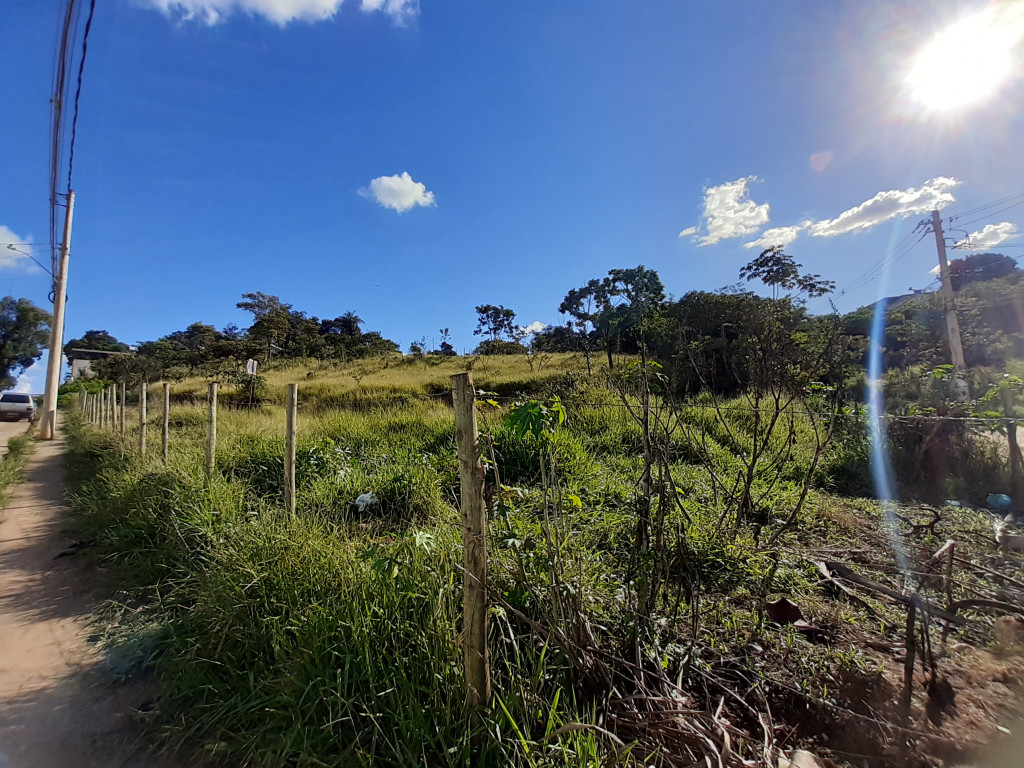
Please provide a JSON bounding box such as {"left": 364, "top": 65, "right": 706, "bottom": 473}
{"left": 2, "top": 0, "right": 1024, "bottom": 389}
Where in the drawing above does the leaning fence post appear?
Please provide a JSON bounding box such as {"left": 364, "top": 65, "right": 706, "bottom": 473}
{"left": 451, "top": 372, "right": 491, "bottom": 714}
{"left": 119, "top": 381, "right": 126, "bottom": 439}
{"left": 284, "top": 383, "right": 298, "bottom": 515}
{"left": 162, "top": 382, "right": 170, "bottom": 465}
{"left": 205, "top": 382, "right": 218, "bottom": 480}
{"left": 900, "top": 597, "right": 918, "bottom": 727}
{"left": 139, "top": 380, "right": 148, "bottom": 455}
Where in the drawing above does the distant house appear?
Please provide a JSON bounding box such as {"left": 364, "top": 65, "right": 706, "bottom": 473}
{"left": 66, "top": 347, "right": 135, "bottom": 380}
{"left": 69, "top": 356, "right": 95, "bottom": 380}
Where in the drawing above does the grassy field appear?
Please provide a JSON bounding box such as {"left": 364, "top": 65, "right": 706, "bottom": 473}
{"left": 63, "top": 357, "right": 1024, "bottom": 767}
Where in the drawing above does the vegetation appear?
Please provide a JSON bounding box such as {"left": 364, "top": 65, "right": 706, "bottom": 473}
{"left": 58, "top": 248, "right": 1024, "bottom": 767}
{"left": 0, "top": 296, "right": 50, "bottom": 389}
{"left": 0, "top": 433, "right": 34, "bottom": 513}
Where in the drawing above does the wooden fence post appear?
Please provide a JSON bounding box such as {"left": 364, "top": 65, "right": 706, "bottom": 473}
{"left": 162, "top": 382, "right": 170, "bottom": 465}
{"left": 901, "top": 597, "right": 917, "bottom": 727}
{"left": 78, "top": 387, "right": 85, "bottom": 412}
{"left": 109, "top": 386, "right": 116, "bottom": 431}
{"left": 284, "top": 383, "right": 298, "bottom": 515}
{"left": 119, "top": 381, "right": 126, "bottom": 439}
{"left": 451, "top": 372, "right": 491, "bottom": 713}
{"left": 139, "top": 380, "right": 147, "bottom": 455}
{"left": 102, "top": 387, "right": 108, "bottom": 429}
{"left": 205, "top": 382, "right": 217, "bottom": 480}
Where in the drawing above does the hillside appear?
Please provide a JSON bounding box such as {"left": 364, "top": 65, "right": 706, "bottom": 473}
{"left": 61, "top": 355, "right": 1024, "bottom": 768}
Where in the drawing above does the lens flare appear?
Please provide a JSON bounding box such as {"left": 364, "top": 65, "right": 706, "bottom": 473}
{"left": 906, "top": 4, "right": 1024, "bottom": 112}
{"left": 867, "top": 298, "right": 910, "bottom": 574}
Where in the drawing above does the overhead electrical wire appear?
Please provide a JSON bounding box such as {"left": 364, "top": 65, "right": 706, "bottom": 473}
{"left": 946, "top": 191, "right": 1024, "bottom": 224}
{"left": 49, "top": 0, "right": 82, "bottom": 285}
{"left": 839, "top": 224, "right": 929, "bottom": 296}
{"left": 949, "top": 198, "right": 1024, "bottom": 231}
{"left": 66, "top": 0, "right": 97, "bottom": 194}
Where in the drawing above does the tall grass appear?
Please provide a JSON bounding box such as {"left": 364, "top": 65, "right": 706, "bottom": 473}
{"left": 64, "top": 363, "right": 932, "bottom": 767}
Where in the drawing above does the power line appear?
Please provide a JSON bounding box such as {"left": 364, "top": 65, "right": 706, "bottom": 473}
{"left": 49, "top": 0, "right": 82, "bottom": 283}
{"left": 951, "top": 198, "right": 1024, "bottom": 231}
{"left": 840, "top": 225, "right": 929, "bottom": 296}
{"left": 66, "top": 0, "right": 97, "bottom": 193}
{"left": 947, "top": 191, "right": 1024, "bottom": 223}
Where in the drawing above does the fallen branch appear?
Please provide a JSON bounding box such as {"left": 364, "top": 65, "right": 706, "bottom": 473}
{"left": 945, "top": 599, "right": 1024, "bottom": 617}
{"left": 822, "top": 560, "right": 967, "bottom": 626}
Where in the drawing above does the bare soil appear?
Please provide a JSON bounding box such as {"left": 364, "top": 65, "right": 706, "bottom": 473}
{"left": 0, "top": 423, "right": 175, "bottom": 768}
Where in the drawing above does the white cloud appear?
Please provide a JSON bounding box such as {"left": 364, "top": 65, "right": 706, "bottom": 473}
{"left": 743, "top": 221, "right": 812, "bottom": 250}
{"left": 141, "top": 0, "right": 416, "bottom": 25}
{"left": 809, "top": 177, "right": 960, "bottom": 238}
{"left": 954, "top": 221, "right": 1019, "bottom": 251}
{"left": 14, "top": 361, "right": 42, "bottom": 395}
{"left": 359, "top": 0, "right": 416, "bottom": 24}
{"left": 518, "top": 321, "right": 547, "bottom": 336}
{"left": 682, "top": 176, "right": 771, "bottom": 247}
{"left": 358, "top": 171, "right": 435, "bottom": 213}
{"left": 0, "top": 226, "right": 40, "bottom": 270}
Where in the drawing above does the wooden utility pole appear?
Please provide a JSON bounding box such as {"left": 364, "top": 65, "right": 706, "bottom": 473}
{"left": 931, "top": 210, "right": 967, "bottom": 375}
{"left": 138, "top": 380, "right": 147, "bottom": 455}
{"left": 451, "top": 372, "right": 491, "bottom": 713}
{"left": 162, "top": 382, "right": 170, "bottom": 465}
{"left": 205, "top": 382, "right": 217, "bottom": 480}
{"left": 284, "top": 383, "right": 297, "bottom": 515}
{"left": 39, "top": 190, "right": 75, "bottom": 440}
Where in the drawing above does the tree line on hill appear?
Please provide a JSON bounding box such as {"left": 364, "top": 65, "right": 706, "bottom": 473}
{"left": 65, "top": 250, "right": 1024, "bottom": 400}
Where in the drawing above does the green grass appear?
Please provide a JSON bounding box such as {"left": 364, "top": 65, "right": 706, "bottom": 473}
{"left": 63, "top": 357, "right": 1012, "bottom": 767}
{"left": 0, "top": 430, "right": 36, "bottom": 516}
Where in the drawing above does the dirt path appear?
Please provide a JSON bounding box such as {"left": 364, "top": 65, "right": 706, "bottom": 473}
{"left": 0, "top": 424, "right": 170, "bottom": 768}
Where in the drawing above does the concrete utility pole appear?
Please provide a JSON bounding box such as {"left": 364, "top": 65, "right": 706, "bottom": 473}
{"left": 931, "top": 210, "right": 968, "bottom": 374}
{"left": 39, "top": 189, "right": 75, "bottom": 440}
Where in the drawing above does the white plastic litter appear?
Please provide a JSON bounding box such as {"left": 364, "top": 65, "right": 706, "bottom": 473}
{"left": 355, "top": 493, "right": 378, "bottom": 512}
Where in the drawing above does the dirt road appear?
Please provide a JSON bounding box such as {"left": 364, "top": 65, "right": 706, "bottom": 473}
{"left": 0, "top": 419, "right": 31, "bottom": 454}
{"left": 0, "top": 424, "right": 171, "bottom": 768}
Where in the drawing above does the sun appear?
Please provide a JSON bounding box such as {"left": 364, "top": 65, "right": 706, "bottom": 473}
{"left": 906, "top": 5, "right": 1024, "bottom": 112}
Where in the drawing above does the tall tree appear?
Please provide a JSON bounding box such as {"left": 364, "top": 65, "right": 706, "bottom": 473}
{"left": 62, "top": 329, "right": 128, "bottom": 361}
{"left": 474, "top": 304, "right": 517, "bottom": 343}
{"left": 0, "top": 297, "right": 51, "bottom": 389}
{"left": 739, "top": 246, "right": 834, "bottom": 300}
{"left": 948, "top": 252, "right": 1018, "bottom": 291}
{"left": 560, "top": 265, "right": 665, "bottom": 368}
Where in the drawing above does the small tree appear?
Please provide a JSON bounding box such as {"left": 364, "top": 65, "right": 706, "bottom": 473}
{"left": 474, "top": 305, "right": 517, "bottom": 343}
{"left": 739, "top": 245, "right": 834, "bottom": 300}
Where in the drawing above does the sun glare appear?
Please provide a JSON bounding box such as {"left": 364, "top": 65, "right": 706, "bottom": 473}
{"left": 906, "top": 5, "right": 1024, "bottom": 111}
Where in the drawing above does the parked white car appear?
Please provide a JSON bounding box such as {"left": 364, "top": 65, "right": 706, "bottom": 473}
{"left": 0, "top": 393, "right": 36, "bottom": 421}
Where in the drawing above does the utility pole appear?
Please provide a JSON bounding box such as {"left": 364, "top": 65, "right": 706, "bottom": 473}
{"left": 39, "top": 189, "right": 75, "bottom": 440}
{"left": 930, "top": 210, "right": 969, "bottom": 399}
